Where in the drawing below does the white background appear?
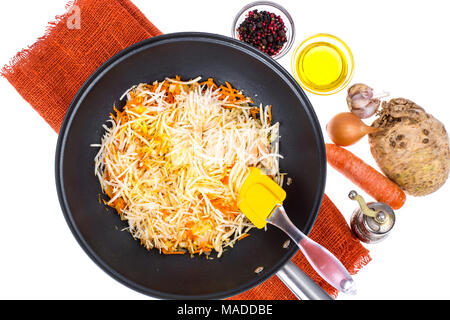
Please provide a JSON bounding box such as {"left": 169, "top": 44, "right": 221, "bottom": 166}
{"left": 0, "top": 0, "right": 449, "bottom": 300}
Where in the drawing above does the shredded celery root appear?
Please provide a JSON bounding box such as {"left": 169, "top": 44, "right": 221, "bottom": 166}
{"left": 93, "top": 76, "right": 282, "bottom": 257}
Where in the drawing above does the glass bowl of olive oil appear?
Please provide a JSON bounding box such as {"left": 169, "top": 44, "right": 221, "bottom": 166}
{"left": 291, "top": 34, "right": 354, "bottom": 95}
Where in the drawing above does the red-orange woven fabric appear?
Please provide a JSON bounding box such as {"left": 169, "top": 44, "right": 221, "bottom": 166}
{"left": 1, "top": 0, "right": 162, "bottom": 132}
{"left": 1, "top": 0, "right": 370, "bottom": 299}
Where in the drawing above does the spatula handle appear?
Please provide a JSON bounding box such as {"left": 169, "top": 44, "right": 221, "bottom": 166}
{"left": 268, "top": 206, "right": 356, "bottom": 295}
{"left": 276, "top": 260, "right": 333, "bottom": 300}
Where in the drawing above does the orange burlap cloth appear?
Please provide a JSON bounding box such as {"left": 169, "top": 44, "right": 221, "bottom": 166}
{"left": 1, "top": 0, "right": 370, "bottom": 299}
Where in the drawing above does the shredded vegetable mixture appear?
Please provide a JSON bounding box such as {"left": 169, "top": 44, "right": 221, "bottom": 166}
{"left": 93, "top": 76, "right": 282, "bottom": 257}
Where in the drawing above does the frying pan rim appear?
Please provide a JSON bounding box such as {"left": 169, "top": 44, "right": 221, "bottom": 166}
{"left": 55, "top": 32, "right": 326, "bottom": 299}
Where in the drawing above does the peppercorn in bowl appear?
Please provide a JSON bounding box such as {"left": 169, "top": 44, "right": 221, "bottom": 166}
{"left": 232, "top": 1, "right": 295, "bottom": 60}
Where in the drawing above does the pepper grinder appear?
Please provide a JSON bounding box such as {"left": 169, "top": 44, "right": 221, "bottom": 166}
{"left": 348, "top": 191, "right": 395, "bottom": 244}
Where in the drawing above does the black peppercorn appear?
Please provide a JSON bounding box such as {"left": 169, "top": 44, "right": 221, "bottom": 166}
{"left": 237, "top": 9, "right": 288, "bottom": 56}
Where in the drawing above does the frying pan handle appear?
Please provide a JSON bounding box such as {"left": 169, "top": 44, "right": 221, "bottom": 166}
{"left": 276, "top": 260, "right": 333, "bottom": 300}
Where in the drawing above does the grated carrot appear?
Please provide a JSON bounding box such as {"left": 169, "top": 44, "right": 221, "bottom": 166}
{"left": 92, "top": 76, "right": 282, "bottom": 257}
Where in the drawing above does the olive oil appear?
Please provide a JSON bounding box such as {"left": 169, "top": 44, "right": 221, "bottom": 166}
{"left": 292, "top": 34, "right": 354, "bottom": 95}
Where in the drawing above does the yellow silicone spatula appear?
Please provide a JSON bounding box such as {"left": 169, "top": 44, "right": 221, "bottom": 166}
{"left": 238, "top": 167, "right": 356, "bottom": 295}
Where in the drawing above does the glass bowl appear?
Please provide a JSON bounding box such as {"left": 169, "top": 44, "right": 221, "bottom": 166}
{"left": 291, "top": 33, "right": 354, "bottom": 95}
{"left": 231, "top": 1, "right": 295, "bottom": 60}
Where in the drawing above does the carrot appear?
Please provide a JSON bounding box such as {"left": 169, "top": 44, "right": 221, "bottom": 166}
{"left": 200, "top": 77, "right": 218, "bottom": 90}
{"left": 325, "top": 144, "right": 406, "bottom": 209}
{"left": 162, "top": 249, "right": 186, "bottom": 255}
{"left": 238, "top": 233, "right": 250, "bottom": 241}
{"left": 250, "top": 107, "right": 259, "bottom": 119}
{"left": 267, "top": 105, "right": 272, "bottom": 124}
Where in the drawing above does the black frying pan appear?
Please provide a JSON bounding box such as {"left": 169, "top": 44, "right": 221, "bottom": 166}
{"left": 55, "top": 32, "right": 326, "bottom": 299}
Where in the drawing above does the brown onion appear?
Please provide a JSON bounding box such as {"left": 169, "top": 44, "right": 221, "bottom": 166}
{"left": 326, "top": 112, "right": 379, "bottom": 146}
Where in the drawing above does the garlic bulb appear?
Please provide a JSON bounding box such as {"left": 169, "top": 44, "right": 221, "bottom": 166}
{"left": 346, "top": 83, "right": 381, "bottom": 119}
